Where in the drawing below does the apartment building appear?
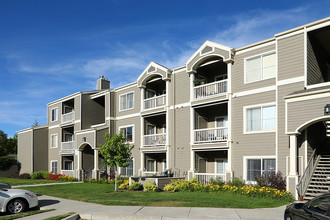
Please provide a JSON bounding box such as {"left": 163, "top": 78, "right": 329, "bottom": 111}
{"left": 18, "top": 17, "right": 330, "bottom": 199}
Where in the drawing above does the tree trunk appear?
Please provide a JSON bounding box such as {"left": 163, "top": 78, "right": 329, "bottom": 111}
{"left": 115, "top": 170, "right": 118, "bottom": 192}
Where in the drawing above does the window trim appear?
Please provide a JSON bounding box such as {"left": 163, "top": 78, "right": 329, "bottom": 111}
{"left": 118, "top": 125, "right": 135, "bottom": 144}
{"left": 243, "top": 156, "right": 276, "bottom": 183}
{"left": 51, "top": 107, "right": 58, "bottom": 122}
{"left": 51, "top": 134, "right": 58, "bottom": 148}
{"left": 243, "top": 102, "right": 276, "bottom": 134}
{"left": 50, "top": 160, "right": 58, "bottom": 174}
{"left": 119, "top": 91, "right": 134, "bottom": 112}
{"left": 244, "top": 51, "right": 276, "bottom": 84}
{"left": 214, "top": 158, "right": 228, "bottom": 174}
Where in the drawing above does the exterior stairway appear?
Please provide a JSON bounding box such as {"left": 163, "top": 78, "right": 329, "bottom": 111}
{"left": 304, "top": 155, "right": 330, "bottom": 200}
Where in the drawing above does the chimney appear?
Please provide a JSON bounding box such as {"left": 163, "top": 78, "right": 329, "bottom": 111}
{"left": 97, "top": 75, "right": 110, "bottom": 90}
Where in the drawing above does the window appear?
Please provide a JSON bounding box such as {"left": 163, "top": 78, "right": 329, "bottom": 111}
{"left": 147, "top": 125, "right": 156, "bottom": 135}
{"left": 215, "top": 159, "right": 228, "bottom": 174}
{"left": 51, "top": 134, "right": 58, "bottom": 148}
{"left": 51, "top": 108, "right": 58, "bottom": 122}
{"left": 247, "top": 158, "right": 275, "bottom": 181}
{"left": 119, "top": 159, "right": 134, "bottom": 176}
{"left": 64, "top": 160, "right": 73, "bottom": 170}
{"left": 120, "top": 92, "right": 134, "bottom": 111}
{"left": 51, "top": 161, "right": 58, "bottom": 173}
{"left": 245, "top": 52, "right": 276, "bottom": 83}
{"left": 120, "top": 126, "right": 133, "bottom": 142}
{"left": 246, "top": 105, "right": 275, "bottom": 132}
{"left": 147, "top": 159, "right": 155, "bottom": 172}
{"left": 64, "top": 134, "right": 73, "bottom": 142}
{"left": 215, "top": 116, "right": 228, "bottom": 128}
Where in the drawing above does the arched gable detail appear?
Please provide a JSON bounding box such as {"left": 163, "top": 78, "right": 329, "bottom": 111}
{"left": 78, "top": 142, "right": 94, "bottom": 150}
{"left": 295, "top": 116, "right": 330, "bottom": 134}
{"left": 137, "top": 62, "right": 172, "bottom": 87}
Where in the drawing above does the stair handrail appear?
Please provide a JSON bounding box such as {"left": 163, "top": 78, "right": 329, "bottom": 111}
{"left": 296, "top": 149, "right": 319, "bottom": 197}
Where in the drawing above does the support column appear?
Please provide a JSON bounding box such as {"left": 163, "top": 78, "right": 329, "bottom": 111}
{"left": 287, "top": 134, "right": 299, "bottom": 199}
{"left": 93, "top": 148, "right": 99, "bottom": 179}
{"left": 77, "top": 150, "right": 83, "bottom": 180}
{"left": 140, "top": 152, "right": 145, "bottom": 176}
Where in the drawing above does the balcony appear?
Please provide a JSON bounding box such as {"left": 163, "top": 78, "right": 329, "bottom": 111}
{"left": 62, "top": 111, "right": 75, "bottom": 123}
{"left": 61, "top": 141, "right": 75, "bottom": 151}
{"left": 194, "top": 80, "right": 227, "bottom": 100}
{"left": 194, "top": 127, "right": 228, "bottom": 143}
{"left": 195, "top": 173, "right": 226, "bottom": 185}
{"left": 144, "top": 134, "right": 166, "bottom": 147}
{"left": 144, "top": 94, "right": 166, "bottom": 110}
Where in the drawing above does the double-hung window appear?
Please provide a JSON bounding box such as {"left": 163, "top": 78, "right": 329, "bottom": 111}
{"left": 51, "top": 108, "right": 58, "bottom": 122}
{"left": 51, "top": 134, "right": 58, "bottom": 148}
{"left": 246, "top": 105, "right": 276, "bottom": 132}
{"left": 245, "top": 52, "right": 276, "bottom": 83}
{"left": 120, "top": 92, "right": 134, "bottom": 111}
{"left": 120, "top": 126, "right": 134, "bottom": 142}
{"left": 51, "top": 161, "right": 58, "bottom": 173}
{"left": 247, "top": 158, "right": 275, "bottom": 181}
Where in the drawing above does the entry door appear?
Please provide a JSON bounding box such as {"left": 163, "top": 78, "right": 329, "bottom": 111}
{"left": 216, "top": 159, "right": 228, "bottom": 174}
{"left": 199, "top": 158, "right": 207, "bottom": 173}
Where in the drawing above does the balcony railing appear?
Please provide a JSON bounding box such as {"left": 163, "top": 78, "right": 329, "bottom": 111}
{"left": 62, "top": 111, "right": 75, "bottom": 123}
{"left": 194, "top": 80, "right": 227, "bottom": 100}
{"left": 144, "top": 134, "right": 166, "bottom": 147}
{"left": 194, "top": 127, "right": 228, "bottom": 143}
{"left": 144, "top": 94, "right": 166, "bottom": 110}
{"left": 61, "top": 141, "right": 75, "bottom": 151}
{"left": 195, "top": 173, "right": 226, "bottom": 185}
{"left": 61, "top": 170, "right": 75, "bottom": 177}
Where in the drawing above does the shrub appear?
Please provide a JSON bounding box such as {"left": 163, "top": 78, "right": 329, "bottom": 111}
{"left": 0, "top": 156, "right": 17, "bottom": 171}
{"left": 59, "top": 175, "right": 77, "bottom": 182}
{"left": 143, "top": 180, "right": 158, "bottom": 192}
{"left": 17, "top": 173, "right": 31, "bottom": 179}
{"left": 129, "top": 182, "right": 143, "bottom": 191}
{"left": 227, "top": 177, "right": 245, "bottom": 187}
{"left": 255, "top": 171, "right": 286, "bottom": 191}
{"left": 210, "top": 177, "right": 224, "bottom": 186}
{"left": 31, "top": 171, "right": 49, "bottom": 179}
{"left": 46, "top": 172, "right": 64, "bottom": 181}
{"left": 118, "top": 180, "right": 129, "bottom": 190}
{"left": 163, "top": 183, "right": 176, "bottom": 192}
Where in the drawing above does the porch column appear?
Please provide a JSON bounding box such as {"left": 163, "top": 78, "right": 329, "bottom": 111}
{"left": 140, "top": 152, "right": 145, "bottom": 176}
{"left": 93, "top": 148, "right": 99, "bottom": 179}
{"left": 190, "top": 72, "right": 195, "bottom": 101}
{"left": 140, "top": 86, "right": 145, "bottom": 111}
{"left": 76, "top": 149, "right": 83, "bottom": 180}
{"left": 287, "top": 134, "right": 299, "bottom": 199}
{"left": 188, "top": 150, "right": 195, "bottom": 180}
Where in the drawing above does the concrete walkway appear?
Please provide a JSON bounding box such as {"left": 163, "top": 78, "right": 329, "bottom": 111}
{"left": 18, "top": 194, "right": 286, "bottom": 220}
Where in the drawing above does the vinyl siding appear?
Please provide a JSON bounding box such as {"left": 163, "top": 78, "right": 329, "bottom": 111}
{"left": 17, "top": 130, "right": 33, "bottom": 174}
{"left": 277, "top": 33, "right": 305, "bottom": 81}
{"left": 307, "top": 37, "right": 324, "bottom": 85}
{"left": 81, "top": 94, "right": 105, "bottom": 130}
{"left": 96, "top": 128, "right": 109, "bottom": 147}
{"left": 115, "top": 85, "right": 140, "bottom": 117}
{"left": 174, "top": 71, "right": 190, "bottom": 105}
{"left": 33, "top": 127, "right": 48, "bottom": 171}
{"left": 232, "top": 44, "right": 276, "bottom": 93}
{"left": 76, "top": 131, "right": 95, "bottom": 149}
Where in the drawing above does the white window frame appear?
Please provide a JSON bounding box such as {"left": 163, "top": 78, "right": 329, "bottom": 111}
{"left": 51, "top": 160, "right": 58, "bottom": 174}
{"left": 51, "top": 134, "right": 58, "bottom": 148}
{"left": 51, "top": 107, "right": 58, "bottom": 122}
{"left": 146, "top": 159, "right": 156, "bottom": 173}
{"left": 243, "top": 102, "right": 276, "bottom": 134}
{"left": 119, "top": 158, "right": 134, "bottom": 176}
{"left": 243, "top": 156, "right": 276, "bottom": 183}
{"left": 244, "top": 51, "right": 276, "bottom": 84}
{"left": 119, "top": 125, "right": 135, "bottom": 143}
{"left": 119, "top": 91, "right": 134, "bottom": 111}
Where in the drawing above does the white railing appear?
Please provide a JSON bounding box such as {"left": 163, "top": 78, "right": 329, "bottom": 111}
{"left": 194, "top": 127, "right": 228, "bottom": 143}
{"left": 144, "top": 94, "right": 166, "bottom": 110}
{"left": 61, "top": 141, "right": 75, "bottom": 151}
{"left": 195, "top": 173, "right": 226, "bottom": 185}
{"left": 144, "top": 134, "right": 166, "bottom": 147}
{"left": 62, "top": 111, "right": 75, "bottom": 123}
{"left": 61, "top": 170, "right": 75, "bottom": 177}
{"left": 194, "top": 80, "right": 227, "bottom": 100}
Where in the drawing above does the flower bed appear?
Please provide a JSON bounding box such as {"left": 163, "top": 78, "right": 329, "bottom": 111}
{"left": 46, "top": 172, "right": 78, "bottom": 182}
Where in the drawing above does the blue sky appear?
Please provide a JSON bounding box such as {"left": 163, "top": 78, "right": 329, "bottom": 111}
{"left": 0, "top": 0, "right": 329, "bottom": 137}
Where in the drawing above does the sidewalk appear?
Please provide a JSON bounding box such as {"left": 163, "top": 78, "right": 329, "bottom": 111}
{"left": 19, "top": 194, "right": 286, "bottom": 220}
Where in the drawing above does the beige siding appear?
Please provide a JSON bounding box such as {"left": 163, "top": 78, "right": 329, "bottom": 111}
{"left": 74, "top": 95, "right": 81, "bottom": 120}
{"left": 81, "top": 94, "right": 105, "bottom": 129}
{"left": 174, "top": 71, "right": 190, "bottom": 105}
{"left": 307, "top": 37, "right": 323, "bottom": 85}
{"left": 110, "top": 92, "right": 115, "bottom": 117}
{"left": 232, "top": 44, "right": 276, "bottom": 93}
{"left": 115, "top": 85, "right": 140, "bottom": 117}
{"left": 76, "top": 131, "right": 95, "bottom": 149}
{"left": 96, "top": 128, "right": 109, "bottom": 147}
{"left": 231, "top": 91, "right": 276, "bottom": 178}
{"left": 277, "top": 82, "right": 304, "bottom": 174}
{"left": 33, "top": 127, "right": 48, "bottom": 171}
{"left": 278, "top": 33, "right": 305, "bottom": 81}
{"left": 48, "top": 127, "right": 61, "bottom": 172}
{"left": 18, "top": 130, "right": 33, "bottom": 173}
{"left": 48, "top": 103, "right": 61, "bottom": 126}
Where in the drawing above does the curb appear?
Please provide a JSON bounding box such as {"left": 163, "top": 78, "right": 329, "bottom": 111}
{"left": 63, "top": 213, "right": 80, "bottom": 220}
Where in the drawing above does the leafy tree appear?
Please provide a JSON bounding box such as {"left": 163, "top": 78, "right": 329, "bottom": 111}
{"left": 99, "top": 132, "right": 134, "bottom": 191}
{"left": 0, "top": 130, "right": 8, "bottom": 156}
{"left": 31, "top": 120, "right": 39, "bottom": 128}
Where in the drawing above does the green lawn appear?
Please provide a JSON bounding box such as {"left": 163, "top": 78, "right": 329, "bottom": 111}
{"left": 0, "top": 177, "right": 58, "bottom": 186}
{"left": 21, "top": 183, "right": 289, "bottom": 209}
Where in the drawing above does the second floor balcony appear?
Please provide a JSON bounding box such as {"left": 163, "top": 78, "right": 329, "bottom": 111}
{"left": 62, "top": 111, "right": 75, "bottom": 123}
{"left": 144, "top": 94, "right": 166, "bottom": 110}
{"left": 61, "top": 141, "right": 75, "bottom": 151}
{"left": 194, "top": 127, "right": 228, "bottom": 144}
{"left": 194, "top": 80, "right": 227, "bottom": 100}
{"left": 143, "top": 133, "right": 166, "bottom": 147}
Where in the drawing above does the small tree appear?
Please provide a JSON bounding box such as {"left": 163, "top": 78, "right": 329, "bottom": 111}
{"left": 31, "top": 120, "right": 39, "bottom": 128}
{"left": 99, "top": 132, "right": 134, "bottom": 191}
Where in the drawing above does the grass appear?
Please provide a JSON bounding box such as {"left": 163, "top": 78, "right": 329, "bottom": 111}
{"left": 44, "top": 212, "right": 75, "bottom": 220}
{"left": 21, "top": 183, "right": 290, "bottom": 209}
{"left": 0, "top": 177, "right": 58, "bottom": 186}
{"left": 0, "top": 209, "right": 55, "bottom": 220}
